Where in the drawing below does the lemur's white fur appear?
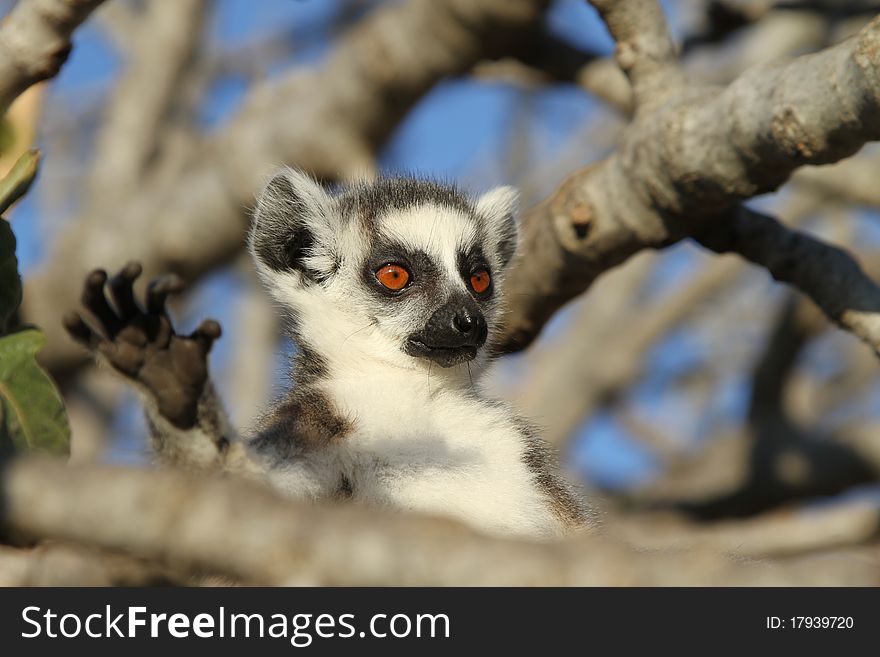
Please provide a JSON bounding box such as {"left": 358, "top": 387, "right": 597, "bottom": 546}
{"left": 244, "top": 169, "right": 590, "bottom": 539}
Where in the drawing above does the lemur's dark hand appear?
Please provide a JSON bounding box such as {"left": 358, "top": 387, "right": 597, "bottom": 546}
{"left": 63, "top": 262, "right": 222, "bottom": 429}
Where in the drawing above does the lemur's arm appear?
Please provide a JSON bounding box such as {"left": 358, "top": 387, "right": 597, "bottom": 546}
{"left": 64, "top": 262, "right": 255, "bottom": 473}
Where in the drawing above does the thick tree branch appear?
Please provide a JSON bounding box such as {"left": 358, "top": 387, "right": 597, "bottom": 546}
{"left": 497, "top": 15, "right": 880, "bottom": 353}
{"left": 0, "top": 543, "right": 187, "bottom": 586}
{"left": 0, "top": 0, "right": 107, "bottom": 113}
{"left": 3, "top": 456, "right": 878, "bottom": 585}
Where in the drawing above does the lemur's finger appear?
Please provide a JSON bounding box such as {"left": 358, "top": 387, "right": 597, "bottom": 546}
{"left": 146, "top": 274, "right": 184, "bottom": 315}
{"left": 62, "top": 311, "right": 102, "bottom": 350}
{"left": 190, "top": 319, "right": 222, "bottom": 353}
{"left": 153, "top": 315, "right": 173, "bottom": 349}
{"left": 81, "top": 269, "right": 121, "bottom": 338}
{"left": 109, "top": 261, "right": 143, "bottom": 320}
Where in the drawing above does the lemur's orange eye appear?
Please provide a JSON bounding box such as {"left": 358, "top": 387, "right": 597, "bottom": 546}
{"left": 470, "top": 269, "right": 491, "bottom": 294}
{"left": 376, "top": 264, "right": 410, "bottom": 291}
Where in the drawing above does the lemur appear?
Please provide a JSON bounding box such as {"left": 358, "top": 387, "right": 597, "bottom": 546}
{"left": 64, "top": 169, "right": 592, "bottom": 539}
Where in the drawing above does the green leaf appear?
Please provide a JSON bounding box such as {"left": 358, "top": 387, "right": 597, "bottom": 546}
{"left": 0, "top": 329, "right": 70, "bottom": 455}
{"left": 0, "top": 218, "right": 21, "bottom": 333}
{"left": 0, "top": 148, "right": 40, "bottom": 216}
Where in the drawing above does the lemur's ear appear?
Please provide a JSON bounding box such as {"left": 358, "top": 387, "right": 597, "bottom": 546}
{"left": 249, "top": 167, "right": 336, "bottom": 279}
{"left": 475, "top": 186, "right": 519, "bottom": 269}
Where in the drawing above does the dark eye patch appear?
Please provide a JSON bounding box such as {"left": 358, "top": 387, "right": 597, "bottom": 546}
{"left": 457, "top": 246, "right": 493, "bottom": 299}
{"left": 361, "top": 240, "right": 441, "bottom": 300}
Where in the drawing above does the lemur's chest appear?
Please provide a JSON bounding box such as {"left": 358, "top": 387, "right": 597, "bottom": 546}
{"left": 257, "top": 373, "right": 563, "bottom": 537}
{"left": 327, "top": 374, "right": 522, "bottom": 471}
{"left": 318, "top": 377, "right": 559, "bottom": 537}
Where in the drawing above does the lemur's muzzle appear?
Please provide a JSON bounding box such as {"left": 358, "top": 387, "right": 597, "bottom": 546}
{"left": 405, "top": 296, "right": 488, "bottom": 367}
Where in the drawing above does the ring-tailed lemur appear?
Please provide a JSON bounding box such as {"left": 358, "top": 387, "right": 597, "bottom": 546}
{"left": 64, "top": 169, "right": 592, "bottom": 539}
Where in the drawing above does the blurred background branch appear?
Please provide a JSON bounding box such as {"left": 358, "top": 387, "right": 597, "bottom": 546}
{"left": 0, "top": 0, "right": 106, "bottom": 113}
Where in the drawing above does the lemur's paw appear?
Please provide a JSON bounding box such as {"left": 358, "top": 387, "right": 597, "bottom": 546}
{"left": 63, "top": 262, "right": 222, "bottom": 429}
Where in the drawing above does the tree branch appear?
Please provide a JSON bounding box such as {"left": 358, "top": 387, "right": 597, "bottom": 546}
{"left": 588, "top": 0, "right": 683, "bottom": 108}
{"left": 697, "top": 207, "right": 880, "bottom": 357}
{"left": 3, "top": 456, "right": 878, "bottom": 585}
{"left": 497, "top": 15, "right": 880, "bottom": 353}
{"left": 85, "top": 0, "right": 208, "bottom": 207}
{"left": 472, "top": 26, "right": 634, "bottom": 114}
{"left": 0, "top": 542, "right": 187, "bottom": 586}
{"left": 0, "top": 0, "right": 107, "bottom": 113}
{"left": 612, "top": 499, "right": 880, "bottom": 558}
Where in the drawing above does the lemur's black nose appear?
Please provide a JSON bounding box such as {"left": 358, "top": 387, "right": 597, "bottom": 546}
{"left": 451, "top": 307, "right": 487, "bottom": 345}
{"left": 406, "top": 297, "right": 488, "bottom": 366}
{"left": 453, "top": 310, "right": 474, "bottom": 334}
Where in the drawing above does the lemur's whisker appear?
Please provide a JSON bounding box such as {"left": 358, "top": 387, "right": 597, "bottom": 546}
{"left": 426, "top": 196, "right": 443, "bottom": 250}
{"left": 340, "top": 319, "right": 377, "bottom": 346}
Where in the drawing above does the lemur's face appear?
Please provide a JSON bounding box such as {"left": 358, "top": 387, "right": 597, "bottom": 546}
{"left": 249, "top": 169, "right": 519, "bottom": 370}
